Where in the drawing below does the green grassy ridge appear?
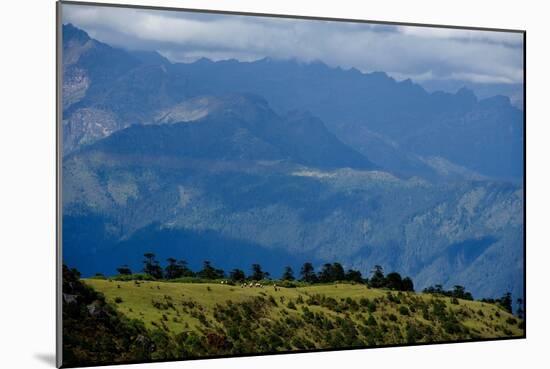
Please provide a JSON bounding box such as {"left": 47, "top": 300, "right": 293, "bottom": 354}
{"left": 84, "top": 279, "right": 523, "bottom": 357}
{"left": 92, "top": 273, "right": 322, "bottom": 287}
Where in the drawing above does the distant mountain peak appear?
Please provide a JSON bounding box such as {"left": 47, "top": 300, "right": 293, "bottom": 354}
{"left": 63, "top": 23, "right": 91, "bottom": 45}
{"left": 456, "top": 86, "right": 477, "bottom": 99}
{"left": 62, "top": 25, "right": 523, "bottom": 180}
{"left": 129, "top": 50, "right": 171, "bottom": 66}
{"left": 88, "top": 91, "right": 376, "bottom": 170}
{"left": 154, "top": 93, "right": 271, "bottom": 125}
{"left": 367, "top": 70, "right": 392, "bottom": 80}
{"left": 479, "top": 94, "right": 512, "bottom": 109}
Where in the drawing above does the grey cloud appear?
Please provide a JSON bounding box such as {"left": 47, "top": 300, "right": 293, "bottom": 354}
{"left": 62, "top": 3, "right": 524, "bottom": 90}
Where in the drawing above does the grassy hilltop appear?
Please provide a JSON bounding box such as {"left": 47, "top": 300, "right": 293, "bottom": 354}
{"left": 82, "top": 278, "right": 523, "bottom": 359}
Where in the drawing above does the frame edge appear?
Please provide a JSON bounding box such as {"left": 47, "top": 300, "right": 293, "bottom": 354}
{"left": 56, "top": 1, "right": 64, "bottom": 367}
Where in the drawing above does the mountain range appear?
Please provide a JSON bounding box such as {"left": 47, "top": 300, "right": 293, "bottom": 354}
{"left": 61, "top": 24, "right": 524, "bottom": 301}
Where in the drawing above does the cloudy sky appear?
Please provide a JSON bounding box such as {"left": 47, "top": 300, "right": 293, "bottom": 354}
{"left": 62, "top": 3, "right": 524, "bottom": 104}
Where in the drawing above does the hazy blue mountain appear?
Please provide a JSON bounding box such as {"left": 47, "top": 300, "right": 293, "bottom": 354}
{"left": 62, "top": 93, "right": 523, "bottom": 300}
{"left": 81, "top": 94, "right": 375, "bottom": 170}
{"left": 420, "top": 79, "right": 524, "bottom": 110}
{"left": 62, "top": 24, "right": 523, "bottom": 183}
{"left": 63, "top": 24, "right": 141, "bottom": 110}
{"left": 128, "top": 50, "right": 172, "bottom": 66}
{"left": 62, "top": 24, "right": 142, "bottom": 152}
{"left": 151, "top": 57, "right": 523, "bottom": 180}
{"left": 61, "top": 24, "right": 524, "bottom": 302}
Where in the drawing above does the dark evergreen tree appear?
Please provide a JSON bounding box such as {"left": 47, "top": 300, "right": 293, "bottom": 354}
{"left": 451, "top": 285, "right": 473, "bottom": 300}
{"left": 300, "top": 262, "right": 317, "bottom": 283}
{"left": 229, "top": 268, "right": 246, "bottom": 282}
{"left": 331, "top": 262, "right": 346, "bottom": 281}
{"left": 345, "top": 269, "right": 363, "bottom": 283}
{"left": 143, "top": 253, "right": 163, "bottom": 279}
{"left": 318, "top": 262, "right": 346, "bottom": 282}
{"left": 499, "top": 292, "right": 513, "bottom": 313}
{"left": 385, "top": 272, "right": 403, "bottom": 290}
{"left": 423, "top": 284, "right": 472, "bottom": 298}
{"left": 281, "top": 266, "right": 295, "bottom": 281}
{"left": 401, "top": 277, "right": 414, "bottom": 292}
{"left": 251, "top": 264, "right": 268, "bottom": 281}
{"left": 116, "top": 265, "right": 132, "bottom": 275}
{"left": 318, "top": 263, "right": 334, "bottom": 283}
{"left": 369, "top": 265, "right": 385, "bottom": 288}
{"left": 452, "top": 285, "right": 466, "bottom": 298}
{"left": 423, "top": 284, "right": 444, "bottom": 294}
{"left": 197, "top": 261, "right": 224, "bottom": 279}
{"left": 452, "top": 285, "right": 462, "bottom": 297}
{"left": 164, "top": 258, "right": 179, "bottom": 279}
{"left": 164, "top": 258, "right": 194, "bottom": 279}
